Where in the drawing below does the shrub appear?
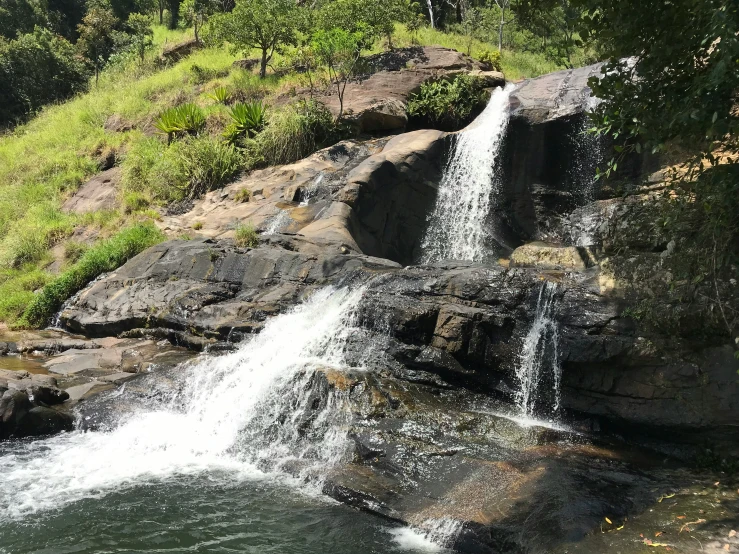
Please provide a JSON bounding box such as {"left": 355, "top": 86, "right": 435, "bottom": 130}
{"left": 189, "top": 63, "right": 219, "bottom": 84}
{"left": 478, "top": 49, "right": 502, "bottom": 72}
{"left": 18, "top": 222, "right": 164, "bottom": 328}
{"left": 234, "top": 222, "right": 258, "bottom": 248}
{"left": 234, "top": 188, "right": 251, "bottom": 203}
{"left": 246, "top": 100, "right": 338, "bottom": 167}
{"left": 154, "top": 103, "right": 206, "bottom": 143}
{"left": 192, "top": 221, "right": 203, "bottom": 230}
{"left": 173, "top": 136, "right": 244, "bottom": 198}
{"left": 407, "top": 74, "right": 488, "bottom": 131}
{"left": 224, "top": 101, "right": 267, "bottom": 143}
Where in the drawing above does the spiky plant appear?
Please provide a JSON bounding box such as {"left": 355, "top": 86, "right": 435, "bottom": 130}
{"left": 209, "top": 86, "right": 231, "bottom": 104}
{"left": 223, "top": 101, "right": 266, "bottom": 143}
{"left": 154, "top": 103, "right": 206, "bottom": 144}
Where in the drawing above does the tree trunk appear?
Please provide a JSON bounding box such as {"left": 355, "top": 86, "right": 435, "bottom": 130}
{"left": 498, "top": 7, "right": 505, "bottom": 51}
{"left": 159, "top": 0, "right": 164, "bottom": 24}
{"left": 260, "top": 48, "right": 268, "bottom": 78}
{"left": 426, "top": 0, "right": 434, "bottom": 29}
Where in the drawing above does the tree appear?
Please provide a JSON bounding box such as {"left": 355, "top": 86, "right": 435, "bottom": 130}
{"left": 515, "top": 0, "right": 581, "bottom": 66}
{"left": 316, "top": 0, "right": 415, "bottom": 50}
{"left": 0, "top": 0, "right": 45, "bottom": 39}
{"left": 461, "top": 7, "right": 484, "bottom": 55}
{"left": 76, "top": 7, "right": 119, "bottom": 85}
{"left": 0, "top": 27, "right": 88, "bottom": 125}
{"left": 166, "top": 0, "right": 181, "bottom": 28}
{"left": 491, "top": 0, "right": 513, "bottom": 51}
{"left": 182, "top": 0, "right": 213, "bottom": 42}
{"left": 207, "top": 0, "right": 300, "bottom": 78}
{"left": 126, "top": 13, "right": 153, "bottom": 63}
{"left": 311, "top": 28, "right": 362, "bottom": 120}
{"left": 574, "top": 0, "right": 739, "bottom": 334}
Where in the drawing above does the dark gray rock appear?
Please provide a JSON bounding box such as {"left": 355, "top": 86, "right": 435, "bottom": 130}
{"left": 28, "top": 384, "right": 69, "bottom": 406}
{"left": 15, "top": 406, "right": 74, "bottom": 437}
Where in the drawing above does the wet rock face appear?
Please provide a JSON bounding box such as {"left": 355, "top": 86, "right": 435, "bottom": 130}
{"left": 59, "top": 237, "right": 739, "bottom": 444}
{"left": 0, "top": 370, "right": 73, "bottom": 440}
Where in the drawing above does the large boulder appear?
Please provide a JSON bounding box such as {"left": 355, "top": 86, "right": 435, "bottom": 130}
{"left": 509, "top": 242, "right": 587, "bottom": 271}
{"left": 61, "top": 167, "right": 120, "bottom": 214}
{"left": 317, "top": 46, "right": 504, "bottom": 132}
{"left": 509, "top": 63, "right": 604, "bottom": 124}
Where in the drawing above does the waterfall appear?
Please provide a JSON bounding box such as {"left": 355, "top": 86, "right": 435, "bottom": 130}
{"left": 0, "top": 286, "right": 366, "bottom": 522}
{"left": 570, "top": 94, "right": 604, "bottom": 246}
{"left": 420, "top": 83, "right": 515, "bottom": 264}
{"left": 263, "top": 209, "right": 291, "bottom": 235}
{"left": 515, "top": 281, "right": 562, "bottom": 419}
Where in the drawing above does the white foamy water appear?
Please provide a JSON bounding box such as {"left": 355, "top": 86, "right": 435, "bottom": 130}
{"left": 515, "top": 281, "right": 562, "bottom": 418}
{"left": 389, "top": 518, "right": 462, "bottom": 552}
{"left": 420, "top": 84, "right": 515, "bottom": 263}
{"left": 263, "top": 209, "right": 292, "bottom": 235}
{"left": 0, "top": 287, "right": 365, "bottom": 522}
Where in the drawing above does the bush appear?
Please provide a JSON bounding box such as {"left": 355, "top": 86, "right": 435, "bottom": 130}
{"left": 246, "top": 100, "right": 338, "bottom": 167}
{"left": 478, "top": 49, "right": 502, "bottom": 71}
{"left": 407, "top": 74, "right": 489, "bottom": 131}
{"left": 18, "top": 222, "right": 164, "bottom": 328}
{"left": 234, "top": 222, "right": 258, "bottom": 248}
{"left": 234, "top": 188, "right": 251, "bottom": 203}
{"left": 0, "top": 27, "right": 89, "bottom": 126}
{"left": 153, "top": 102, "right": 206, "bottom": 143}
{"left": 224, "top": 101, "right": 266, "bottom": 143}
{"left": 173, "top": 136, "right": 244, "bottom": 198}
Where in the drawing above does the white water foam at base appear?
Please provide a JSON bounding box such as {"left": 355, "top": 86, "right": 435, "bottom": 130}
{"left": 0, "top": 286, "right": 365, "bottom": 522}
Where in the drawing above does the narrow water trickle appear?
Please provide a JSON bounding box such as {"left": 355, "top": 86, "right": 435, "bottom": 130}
{"left": 515, "top": 281, "right": 562, "bottom": 419}
{"left": 420, "top": 83, "right": 516, "bottom": 263}
{"left": 570, "top": 95, "right": 604, "bottom": 246}
{"left": 0, "top": 286, "right": 367, "bottom": 522}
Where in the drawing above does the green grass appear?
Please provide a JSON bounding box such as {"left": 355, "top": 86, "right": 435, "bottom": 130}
{"left": 234, "top": 223, "right": 258, "bottom": 248}
{"left": 17, "top": 222, "right": 165, "bottom": 328}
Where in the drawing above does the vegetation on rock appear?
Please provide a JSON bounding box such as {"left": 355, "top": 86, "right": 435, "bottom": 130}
{"left": 17, "top": 222, "right": 164, "bottom": 328}
{"left": 407, "top": 74, "right": 489, "bottom": 130}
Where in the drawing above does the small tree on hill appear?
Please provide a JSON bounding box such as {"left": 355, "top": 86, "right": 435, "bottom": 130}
{"left": 76, "top": 7, "right": 119, "bottom": 85}
{"left": 312, "top": 27, "right": 363, "bottom": 121}
{"left": 126, "top": 13, "right": 153, "bottom": 63}
{"left": 207, "top": 0, "right": 300, "bottom": 78}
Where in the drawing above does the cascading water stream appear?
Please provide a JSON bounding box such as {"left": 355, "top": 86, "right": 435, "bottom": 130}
{"left": 420, "top": 83, "right": 515, "bottom": 263}
{"left": 0, "top": 286, "right": 366, "bottom": 522}
{"left": 514, "top": 281, "right": 562, "bottom": 420}
{"left": 569, "top": 94, "right": 604, "bottom": 246}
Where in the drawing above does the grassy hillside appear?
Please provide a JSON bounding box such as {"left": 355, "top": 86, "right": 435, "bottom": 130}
{"left": 0, "top": 24, "right": 583, "bottom": 327}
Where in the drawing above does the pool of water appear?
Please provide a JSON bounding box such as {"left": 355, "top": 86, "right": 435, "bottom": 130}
{"left": 0, "top": 466, "right": 442, "bottom": 554}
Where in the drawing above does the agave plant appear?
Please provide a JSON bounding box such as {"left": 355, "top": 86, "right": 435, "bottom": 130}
{"left": 223, "top": 101, "right": 266, "bottom": 143}
{"left": 208, "top": 86, "right": 231, "bottom": 104}
{"left": 154, "top": 103, "right": 206, "bottom": 144}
